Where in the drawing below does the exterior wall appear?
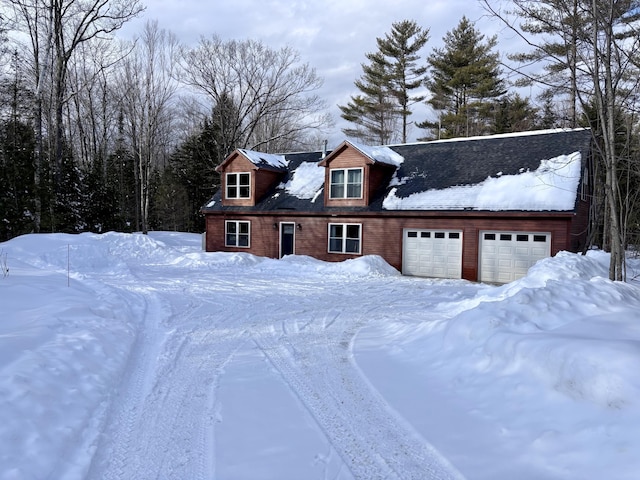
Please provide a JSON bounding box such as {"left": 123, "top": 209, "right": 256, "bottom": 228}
{"left": 368, "top": 164, "right": 395, "bottom": 201}
{"left": 254, "top": 170, "right": 283, "bottom": 203}
{"left": 205, "top": 212, "right": 576, "bottom": 281}
{"left": 570, "top": 191, "right": 591, "bottom": 252}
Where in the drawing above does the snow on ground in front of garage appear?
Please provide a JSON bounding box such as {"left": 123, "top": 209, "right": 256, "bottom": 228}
{"left": 1, "top": 232, "right": 640, "bottom": 479}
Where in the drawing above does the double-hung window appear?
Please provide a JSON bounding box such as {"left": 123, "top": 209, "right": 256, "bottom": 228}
{"left": 330, "top": 168, "right": 362, "bottom": 199}
{"left": 226, "top": 173, "right": 250, "bottom": 199}
{"left": 328, "top": 223, "right": 361, "bottom": 254}
{"left": 225, "top": 220, "right": 250, "bottom": 247}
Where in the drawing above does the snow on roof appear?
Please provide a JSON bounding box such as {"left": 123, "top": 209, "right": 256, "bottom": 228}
{"left": 238, "top": 149, "right": 288, "bottom": 169}
{"left": 282, "top": 161, "right": 325, "bottom": 200}
{"left": 383, "top": 152, "right": 582, "bottom": 211}
{"left": 348, "top": 141, "right": 404, "bottom": 167}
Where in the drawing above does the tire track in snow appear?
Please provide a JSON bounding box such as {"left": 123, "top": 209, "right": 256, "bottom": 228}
{"left": 85, "top": 288, "right": 169, "bottom": 480}
{"left": 253, "top": 301, "right": 465, "bottom": 480}
{"left": 86, "top": 289, "right": 249, "bottom": 480}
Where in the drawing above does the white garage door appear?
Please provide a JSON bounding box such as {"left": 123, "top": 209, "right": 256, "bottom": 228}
{"left": 403, "top": 229, "right": 463, "bottom": 279}
{"left": 479, "top": 231, "right": 551, "bottom": 283}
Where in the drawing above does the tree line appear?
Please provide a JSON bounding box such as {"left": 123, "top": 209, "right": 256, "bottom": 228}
{"left": 0, "top": 0, "right": 639, "bottom": 281}
{"left": 0, "top": 1, "right": 330, "bottom": 240}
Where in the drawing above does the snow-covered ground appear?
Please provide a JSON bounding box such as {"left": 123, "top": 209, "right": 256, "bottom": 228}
{"left": 1, "top": 232, "right": 640, "bottom": 480}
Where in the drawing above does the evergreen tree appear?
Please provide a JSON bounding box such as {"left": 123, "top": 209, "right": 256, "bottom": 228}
{"left": 165, "top": 114, "right": 222, "bottom": 232}
{"left": 210, "top": 93, "right": 239, "bottom": 165}
{"left": 490, "top": 93, "right": 540, "bottom": 134}
{"left": 105, "top": 111, "right": 138, "bottom": 232}
{"left": 0, "top": 118, "right": 36, "bottom": 241}
{"left": 339, "top": 20, "right": 429, "bottom": 144}
{"left": 149, "top": 165, "right": 190, "bottom": 232}
{"left": 0, "top": 57, "right": 37, "bottom": 240}
{"left": 51, "top": 146, "right": 83, "bottom": 233}
{"left": 539, "top": 96, "right": 559, "bottom": 129}
{"left": 500, "top": 0, "right": 586, "bottom": 127}
{"left": 420, "top": 16, "right": 505, "bottom": 139}
{"left": 339, "top": 55, "right": 399, "bottom": 145}
{"left": 375, "top": 20, "right": 430, "bottom": 143}
{"left": 105, "top": 145, "right": 137, "bottom": 232}
{"left": 81, "top": 155, "right": 120, "bottom": 233}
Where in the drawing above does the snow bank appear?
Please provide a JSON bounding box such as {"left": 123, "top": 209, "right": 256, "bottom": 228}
{"left": 0, "top": 234, "right": 145, "bottom": 479}
{"left": 279, "top": 253, "right": 400, "bottom": 277}
{"left": 433, "top": 252, "right": 640, "bottom": 406}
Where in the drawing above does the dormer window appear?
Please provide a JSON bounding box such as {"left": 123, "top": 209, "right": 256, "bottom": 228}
{"left": 226, "top": 172, "right": 251, "bottom": 199}
{"left": 330, "top": 168, "right": 362, "bottom": 199}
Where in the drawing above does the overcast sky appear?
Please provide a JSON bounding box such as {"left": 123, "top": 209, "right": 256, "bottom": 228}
{"left": 118, "top": 0, "right": 525, "bottom": 147}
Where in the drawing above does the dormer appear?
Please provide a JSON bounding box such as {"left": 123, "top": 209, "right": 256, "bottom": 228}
{"left": 318, "top": 141, "right": 403, "bottom": 207}
{"left": 216, "top": 149, "right": 288, "bottom": 206}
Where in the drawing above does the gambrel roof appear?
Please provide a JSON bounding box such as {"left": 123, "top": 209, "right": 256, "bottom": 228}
{"left": 203, "top": 128, "right": 592, "bottom": 213}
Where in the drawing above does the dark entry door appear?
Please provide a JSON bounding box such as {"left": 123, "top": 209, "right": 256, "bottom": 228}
{"left": 280, "top": 223, "right": 295, "bottom": 257}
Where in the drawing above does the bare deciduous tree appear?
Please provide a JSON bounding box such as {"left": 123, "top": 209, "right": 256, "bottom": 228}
{"left": 118, "top": 20, "right": 178, "bottom": 234}
{"left": 177, "top": 36, "right": 331, "bottom": 154}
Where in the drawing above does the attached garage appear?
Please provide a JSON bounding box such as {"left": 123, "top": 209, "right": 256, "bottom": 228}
{"left": 402, "top": 229, "right": 463, "bottom": 279}
{"left": 204, "top": 129, "right": 593, "bottom": 283}
{"left": 479, "top": 231, "right": 551, "bottom": 283}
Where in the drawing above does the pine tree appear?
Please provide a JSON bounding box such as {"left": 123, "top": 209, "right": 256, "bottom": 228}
{"left": 375, "top": 20, "right": 430, "bottom": 143}
{"left": 420, "top": 16, "right": 505, "bottom": 139}
{"left": 81, "top": 155, "right": 120, "bottom": 233}
{"left": 339, "top": 20, "right": 429, "bottom": 144}
{"left": 166, "top": 117, "right": 222, "bottom": 232}
{"left": 491, "top": 93, "right": 540, "bottom": 134}
{"left": 339, "top": 55, "right": 399, "bottom": 145}
{"left": 0, "top": 118, "right": 36, "bottom": 241}
{"left": 502, "top": 0, "right": 585, "bottom": 127}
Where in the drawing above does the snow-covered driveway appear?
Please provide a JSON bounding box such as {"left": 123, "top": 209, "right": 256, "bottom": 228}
{"left": 86, "top": 244, "right": 468, "bottom": 480}
{"left": 3, "top": 232, "right": 640, "bottom": 480}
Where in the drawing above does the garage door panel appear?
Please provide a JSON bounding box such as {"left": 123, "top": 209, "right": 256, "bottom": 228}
{"left": 480, "top": 231, "right": 551, "bottom": 283}
{"left": 403, "top": 229, "right": 462, "bottom": 279}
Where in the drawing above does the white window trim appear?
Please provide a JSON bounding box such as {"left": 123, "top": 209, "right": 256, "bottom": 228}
{"left": 225, "top": 172, "right": 251, "bottom": 199}
{"left": 329, "top": 167, "right": 363, "bottom": 199}
{"left": 327, "top": 223, "right": 362, "bottom": 254}
{"left": 225, "top": 220, "right": 251, "bottom": 248}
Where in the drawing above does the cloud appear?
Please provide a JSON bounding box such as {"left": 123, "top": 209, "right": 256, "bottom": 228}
{"left": 118, "top": 0, "right": 521, "bottom": 146}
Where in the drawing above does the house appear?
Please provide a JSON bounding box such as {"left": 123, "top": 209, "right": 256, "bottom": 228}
{"left": 201, "top": 128, "right": 593, "bottom": 283}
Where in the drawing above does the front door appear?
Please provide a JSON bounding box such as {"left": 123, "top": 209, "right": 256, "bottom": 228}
{"left": 280, "top": 222, "right": 295, "bottom": 257}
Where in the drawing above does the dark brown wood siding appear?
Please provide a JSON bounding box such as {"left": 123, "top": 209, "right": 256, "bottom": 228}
{"left": 571, "top": 198, "right": 590, "bottom": 251}
{"left": 204, "top": 211, "right": 576, "bottom": 281}
{"left": 254, "top": 170, "right": 283, "bottom": 203}
{"left": 368, "top": 164, "right": 395, "bottom": 202}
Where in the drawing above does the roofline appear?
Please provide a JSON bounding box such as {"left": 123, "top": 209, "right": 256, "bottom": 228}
{"left": 385, "top": 127, "right": 592, "bottom": 148}
{"left": 202, "top": 209, "right": 577, "bottom": 218}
